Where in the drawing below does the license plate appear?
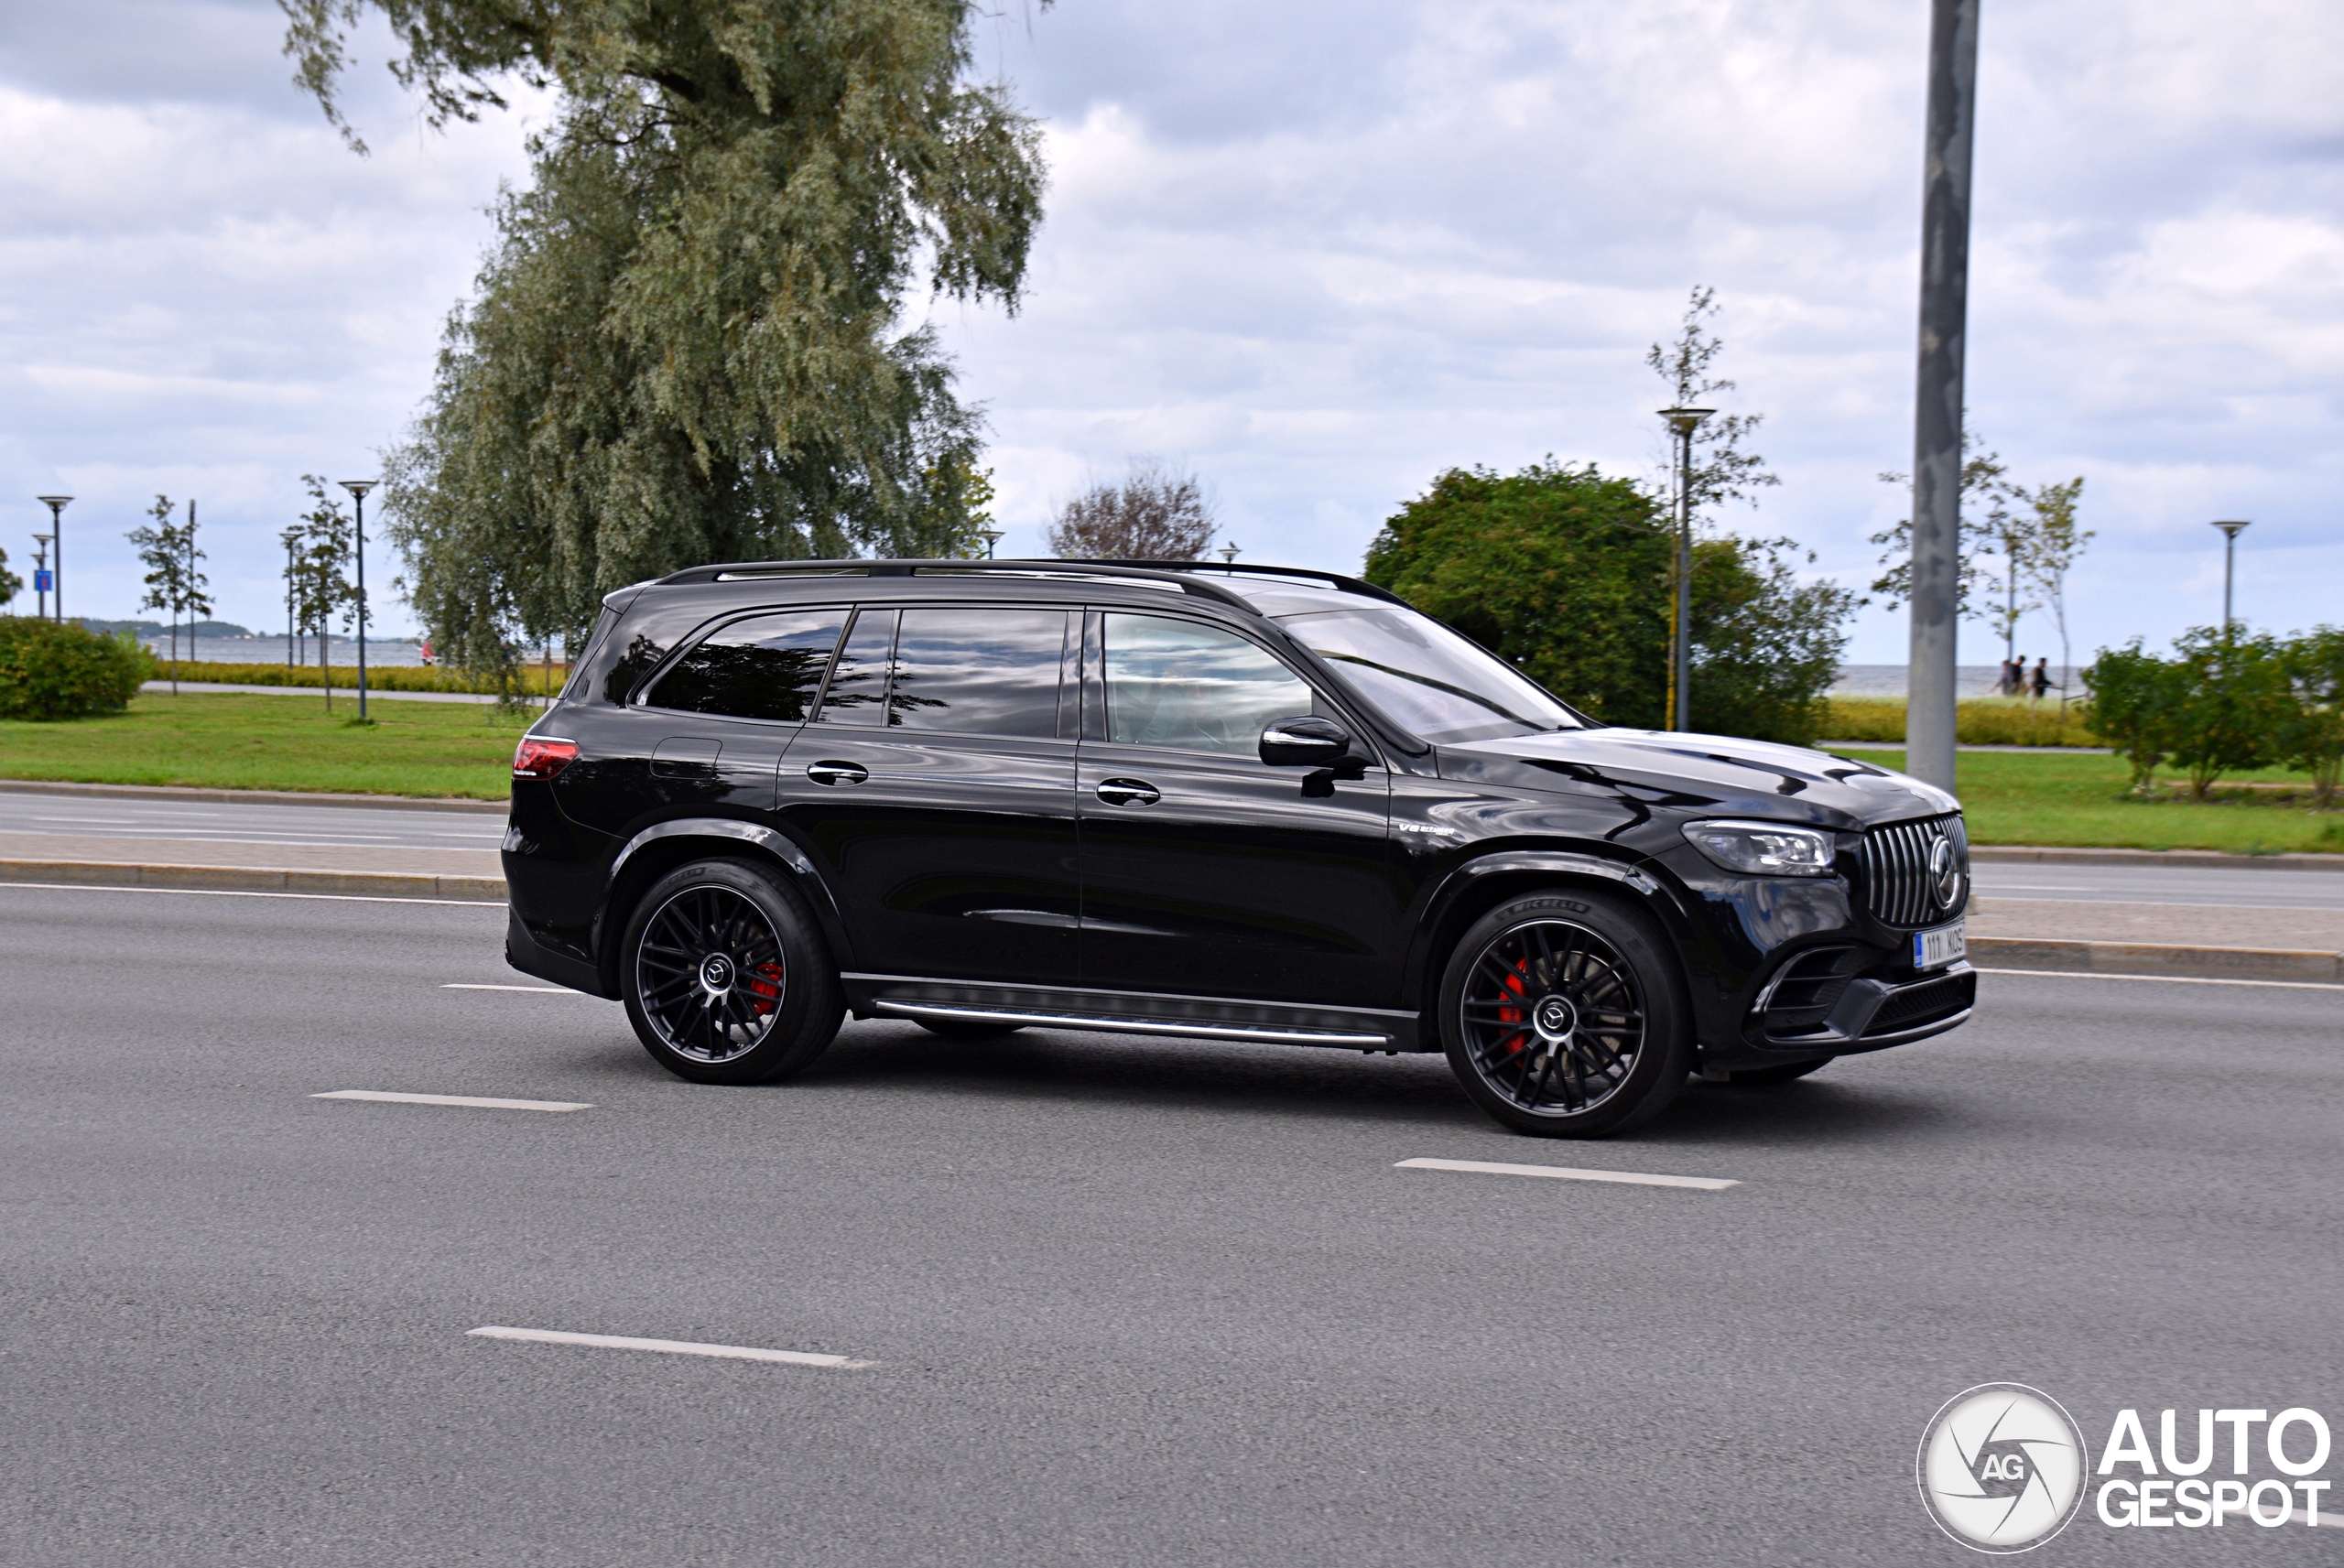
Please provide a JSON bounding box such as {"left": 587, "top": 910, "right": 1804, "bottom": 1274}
{"left": 1914, "top": 920, "right": 1966, "bottom": 971}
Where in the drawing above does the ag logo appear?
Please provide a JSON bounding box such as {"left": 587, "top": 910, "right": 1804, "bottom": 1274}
{"left": 1917, "top": 1383, "right": 2089, "bottom": 1552}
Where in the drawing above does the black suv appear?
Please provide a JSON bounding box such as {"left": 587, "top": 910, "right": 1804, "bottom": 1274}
{"left": 504, "top": 560, "right": 1973, "bottom": 1137}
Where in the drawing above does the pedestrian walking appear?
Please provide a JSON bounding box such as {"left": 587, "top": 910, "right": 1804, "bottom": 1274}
{"left": 2030, "top": 657, "right": 2050, "bottom": 700}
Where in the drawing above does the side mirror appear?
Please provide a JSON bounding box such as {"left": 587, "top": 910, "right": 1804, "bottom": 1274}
{"left": 1260, "top": 715, "right": 1352, "bottom": 768}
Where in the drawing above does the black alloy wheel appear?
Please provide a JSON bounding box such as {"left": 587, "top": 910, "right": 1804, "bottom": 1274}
{"left": 1439, "top": 892, "right": 1691, "bottom": 1137}
{"left": 620, "top": 859, "right": 842, "bottom": 1085}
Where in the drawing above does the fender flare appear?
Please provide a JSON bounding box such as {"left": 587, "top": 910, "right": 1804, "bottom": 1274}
{"left": 602, "top": 816, "right": 852, "bottom": 965}
{"left": 1403, "top": 849, "right": 1689, "bottom": 1011}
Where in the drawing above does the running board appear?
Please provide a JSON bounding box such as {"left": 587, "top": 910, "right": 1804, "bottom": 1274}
{"left": 874, "top": 1000, "right": 1394, "bottom": 1050}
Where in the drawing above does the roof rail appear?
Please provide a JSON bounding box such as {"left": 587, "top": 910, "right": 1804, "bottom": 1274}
{"left": 1080, "top": 560, "right": 1413, "bottom": 609}
{"left": 653, "top": 557, "right": 1273, "bottom": 613}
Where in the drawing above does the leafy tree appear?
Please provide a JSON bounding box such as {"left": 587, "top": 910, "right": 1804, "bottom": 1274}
{"left": 2165, "top": 627, "right": 2292, "bottom": 799}
{"left": 1047, "top": 460, "right": 1216, "bottom": 561}
{"left": 0, "top": 620, "right": 156, "bottom": 720}
{"left": 1687, "top": 535, "right": 1857, "bottom": 747}
{"left": 285, "top": 0, "right": 1047, "bottom": 681}
{"left": 2021, "top": 478, "right": 2091, "bottom": 715}
{"left": 126, "top": 494, "right": 213, "bottom": 693}
{"left": 0, "top": 546, "right": 19, "bottom": 610}
{"left": 1868, "top": 424, "right": 2018, "bottom": 624}
{"left": 291, "top": 477, "right": 358, "bottom": 711}
{"left": 1362, "top": 460, "right": 1850, "bottom": 742}
{"left": 1645, "top": 287, "right": 1779, "bottom": 514}
{"left": 2081, "top": 639, "right": 2185, "bottom": 795}
{"left": 2278, "top": 625, "right": 2344, "bottom": 809}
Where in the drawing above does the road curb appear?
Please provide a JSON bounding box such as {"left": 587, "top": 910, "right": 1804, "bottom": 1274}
{"left": 1969, "top": 936, "right": 2341, "bottom": 983}
{"left": 0, "top": 859, "right": 507, "bottom": 903}
{"left": 1972, "top": 846, "right": 2343, "bottom": 872}
{"left": 0, "top": 779, "right": 505, "bottom": 814}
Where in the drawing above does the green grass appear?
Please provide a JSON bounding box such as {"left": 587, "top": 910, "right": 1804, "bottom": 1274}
{"left": 0, "top": 691, "right": 536, "bottom": 800}
{"left": 1843, "top": 749, "right": 2343, "bottom": 855}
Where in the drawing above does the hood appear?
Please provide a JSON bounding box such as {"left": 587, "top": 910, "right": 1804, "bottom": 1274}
{"left": 1437, "top": 727, "right": 1959, "bottom": 829}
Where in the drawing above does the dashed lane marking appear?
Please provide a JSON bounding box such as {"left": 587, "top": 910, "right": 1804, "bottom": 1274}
{"left": 313, "top": 1089, "right": 592, "bottom": 1111}
{"left": 1395, "top": 1156, "right": 1737, "bottom": 1191}
{"left": 467, "top": 1325, "right": 871, "bottom": 1368}
{"left": 442, "top": 983, "right": 581, "bottom": 993}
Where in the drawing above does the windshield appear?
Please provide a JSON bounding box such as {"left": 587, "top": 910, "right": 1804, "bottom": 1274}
{"left": 1275, "top": 607, "right": 1583, "bottom": 743}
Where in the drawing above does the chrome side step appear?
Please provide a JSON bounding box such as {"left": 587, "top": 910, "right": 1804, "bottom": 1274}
{"left": 873, "top": 1000, "right": 1393, "bottom": 1050}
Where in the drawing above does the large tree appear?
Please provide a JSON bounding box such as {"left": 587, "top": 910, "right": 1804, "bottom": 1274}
{"left": 1047, "top": 460, "right": 1217, "bottom": 561}
{"left": 284, "top": 0, "right": 1046, "bottom": 673}
{"left": 1363, "top": 461, "right": 1852, "bottom": 744}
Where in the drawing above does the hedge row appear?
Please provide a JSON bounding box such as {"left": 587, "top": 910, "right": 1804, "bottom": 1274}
{"left": 1816, "top": 697, "right": 2100, "bottom": 748}
{"left": 157, "top": 660, "right": 569, "bottom": 697}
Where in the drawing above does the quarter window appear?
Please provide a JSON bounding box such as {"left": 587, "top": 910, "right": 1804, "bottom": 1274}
{"left": 888, "top": 609, "right": 1068, "bottom": 737}
{"left": 646, "top": 610, "right": 848, "bottom": 722}
{"left": 1102, "top": 613, "right": 1314, "bottom": 756}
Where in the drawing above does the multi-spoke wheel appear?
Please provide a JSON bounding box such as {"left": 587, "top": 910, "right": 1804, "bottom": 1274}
{"left": 1439, "top": 892, "right": 1692, "bottom": 1137}
{"left": 620, "top": 859, "right": 842, "bottom": 1085}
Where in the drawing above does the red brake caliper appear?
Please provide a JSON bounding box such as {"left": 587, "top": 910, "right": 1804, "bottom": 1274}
{"left": 1496, "top": 960, "right": 1532, "bottom": 1054}
{"left": 746, "top": 962, "right": 784, "bottom": 1016}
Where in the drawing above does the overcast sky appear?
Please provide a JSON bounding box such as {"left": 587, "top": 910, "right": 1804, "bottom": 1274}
{"left": 2, "top": 0, "right": 2338, "bottom": 664}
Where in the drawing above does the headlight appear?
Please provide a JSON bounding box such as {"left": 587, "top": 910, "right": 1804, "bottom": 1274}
{"left": 1681, "top": 819, "right": 1837, "bottom": 877}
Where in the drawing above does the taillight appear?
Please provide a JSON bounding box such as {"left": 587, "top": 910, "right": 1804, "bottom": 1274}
{"left": 513, "top": 736, "right": 579, "bottom": 780}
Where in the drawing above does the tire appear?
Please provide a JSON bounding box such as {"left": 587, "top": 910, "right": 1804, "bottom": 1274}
{"left": 915, "top": 1019, "right": 1026, "bottom": 1040}
{"left": 619, "top": 858, "right": 843, "bottom": 1086}
{"left": 1722, "top": 1057, "right": 1832, "bottom": 1086}
{"left": 1438, "top": 890, "right": 1694, "bottom": 1138}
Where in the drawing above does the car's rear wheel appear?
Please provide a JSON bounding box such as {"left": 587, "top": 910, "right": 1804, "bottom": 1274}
{"left": 620, "top": 859, "right": 842, "bottom": 1085}
{"left": 1439, "top": 891, "right": 1692, "bottom": 1138}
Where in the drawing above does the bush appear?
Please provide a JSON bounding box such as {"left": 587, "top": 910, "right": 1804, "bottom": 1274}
{"left": 1816, "top": 697, "right": 2100, "bottom": 748}
{"left": 0, "top": 619, "right": 157, "bottom": 719}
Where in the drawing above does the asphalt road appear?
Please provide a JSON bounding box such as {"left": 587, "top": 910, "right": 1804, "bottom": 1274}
{"left": 1970, "top": 860, "right": 2344, "bottom": 912}
{"left": 4, "top": 883, "right": 2339, "bottom": 1565}
{"left": 0, "top": 789, "right": 505, "bottom": 855}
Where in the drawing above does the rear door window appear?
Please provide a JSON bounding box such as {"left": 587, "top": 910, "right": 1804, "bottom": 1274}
{"left": 1101, "top": 613, "right": 1314, "bottom": 755}
{"left": 888, "top": 609, "right": 1068, "bottom": 738}
{"left": 646, "top": 609, "right": 849, "bottom": 722}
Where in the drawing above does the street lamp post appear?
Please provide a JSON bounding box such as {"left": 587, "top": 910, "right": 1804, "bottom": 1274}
{"left": 340, "top": 481, "right": 376, "bottom": 720}
{"left": 1218, "top": 542, "right": 1241, "bottom": 564}
{"left": 37, "top": 496, "right": 71, "bottom": 622}
{"left": 31, "top": 535, "right": 51, "bottom": 620}
{"left": 978, "top": 527, "right": 1004, "bottom": 560}
{"left": 1659, "top": 404, "right": 1713, "bottom": 732}
{"left": 2211, "top": 520, "right": 2250, "bottom": 633}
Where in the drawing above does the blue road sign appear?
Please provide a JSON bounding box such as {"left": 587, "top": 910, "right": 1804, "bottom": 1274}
{"left": 34, "top": 570, "right": 52, "bottom": 592}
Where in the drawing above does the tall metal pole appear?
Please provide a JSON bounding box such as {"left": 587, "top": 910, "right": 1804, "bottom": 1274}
{"left": 31, "top": 535, "right": 50, "bottom": 620}
{"left": 37, "top": 496, "right": 71, "bottom": 622}
{"left": 2211, "top": 520, "right": 2249, "bottom": 632}
{"left": 342, "top": 481, "right": 376, "bottom": 720}
{"left": 1904, "top": 0, "right": 1980, "bottom": 793}
{"left": 1660, "top": 405, "right": 1712, "bottom": 732}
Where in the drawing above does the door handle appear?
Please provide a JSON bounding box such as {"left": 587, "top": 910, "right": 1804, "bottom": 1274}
{"left": 805, "top": 761, "right": 869, "bottom": 786}
{"left": 1094, "top": 777, "right": 1160, "bottom": 806}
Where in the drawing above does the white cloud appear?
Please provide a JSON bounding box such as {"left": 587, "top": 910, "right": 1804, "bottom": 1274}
{"left": 2, "top": 0, "right": 2339, "bottom": 664}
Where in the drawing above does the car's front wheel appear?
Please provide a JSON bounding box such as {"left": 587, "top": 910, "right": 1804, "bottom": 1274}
{"left": 1438, "top": 891, "right": 1692, "bottom": 1138}
{"left": 619, "top": 859, "right": 843, "bottom": 1085}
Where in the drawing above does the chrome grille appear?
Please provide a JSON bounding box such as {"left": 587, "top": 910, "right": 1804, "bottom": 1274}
{"left": 1859, "top": 814, "right": 1968, "bottom": 927}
